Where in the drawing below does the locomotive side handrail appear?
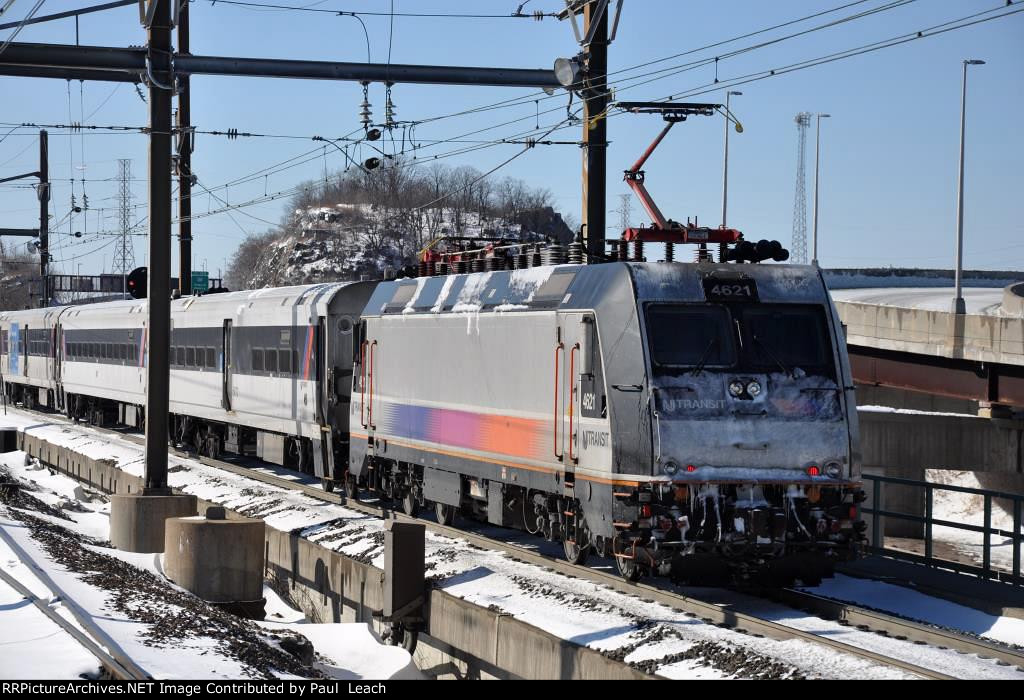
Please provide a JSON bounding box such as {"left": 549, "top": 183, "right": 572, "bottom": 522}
{"left": 569, "top": 342, "right": 580, "bottom": 464}
{"left": 359, "top": 339, "right": 368, "bottom": 428}
{"left": 368, "top": 340, "right": 378, "bottom": 430}
{"left": 553, "top": 341, "right": 564, "bottom": 461}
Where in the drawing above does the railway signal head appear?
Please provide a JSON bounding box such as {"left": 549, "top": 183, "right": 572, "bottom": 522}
{"left": 127, "top": 267, "right": 147, "bottom": 299}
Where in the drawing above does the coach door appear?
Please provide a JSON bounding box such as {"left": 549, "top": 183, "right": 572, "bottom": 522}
{"left": 221, "top": 319, "right": 233, "bottom": 411}
{"left": 314, "top": 316, "right": 326, "bottom": 424}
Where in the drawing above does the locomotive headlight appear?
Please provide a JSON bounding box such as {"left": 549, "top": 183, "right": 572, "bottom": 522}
{"left": 824, "top": 461, "right": 843, "bottom": 478}
{"left": 663, "top": 460, "right": 680, "bottom": 475}
{"left": 728, "top": 380, "right": 745, "bottom": 397}
{"left": 745, "top": 380, "right": 762, "bottom": 397}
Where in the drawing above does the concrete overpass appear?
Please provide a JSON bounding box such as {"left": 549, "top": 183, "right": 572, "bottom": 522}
{"left": 833, "top": 283, "right": 1024, "bottom": 411}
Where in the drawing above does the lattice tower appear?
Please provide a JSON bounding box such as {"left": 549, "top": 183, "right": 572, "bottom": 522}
{"left": 791, "top": 112, "right": 811, "bottom": 264}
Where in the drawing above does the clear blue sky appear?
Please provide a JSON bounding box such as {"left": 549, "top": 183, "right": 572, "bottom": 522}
{"left": 0, "top": 0, "right": 1021, "bottom": 280}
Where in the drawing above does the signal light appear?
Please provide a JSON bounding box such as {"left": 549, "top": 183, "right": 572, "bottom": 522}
{"left": 640, "top": 504, "right": 652, "bottom": 519}
{"left": 126, "top": 266, "right": 147, "bottom": 299}
{"left": 806, "top": 465, "right": 820, "bottom": 477}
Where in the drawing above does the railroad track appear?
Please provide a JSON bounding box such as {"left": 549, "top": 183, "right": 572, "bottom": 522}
{"left": 776, "top": 587, "right": 1024, "bottom": 670}
{"left": 13, "top": 408, "right": 1024, "bottom": 679}
{"left": 0, "top": 518, "right": 150, "bottom": 680}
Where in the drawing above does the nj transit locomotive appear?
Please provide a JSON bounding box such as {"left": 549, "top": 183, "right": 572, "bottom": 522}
{"left": 0, "top": 262, "right": 863, "bottom": 584}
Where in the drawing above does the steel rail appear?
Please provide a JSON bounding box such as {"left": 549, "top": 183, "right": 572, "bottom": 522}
{"left": 60, "top": 423, "right": 954, "bottom": 678}
{"left": 776, "top": 587, "right": 1024, "bottom": 670}
{"left": 0, "top": 522, "right": 150, "bottom": 679}
{"left": 14, "top": 408, "right": 1018, "bottom": 679}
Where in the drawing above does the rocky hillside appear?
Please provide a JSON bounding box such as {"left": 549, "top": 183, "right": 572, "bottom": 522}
{"left": 226, "top": 162, "right": 572, "bottom": 289}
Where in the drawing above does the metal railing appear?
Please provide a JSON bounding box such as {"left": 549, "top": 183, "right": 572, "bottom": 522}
{"left": 862, "top": 473, "right": 1024, "bottom": 586}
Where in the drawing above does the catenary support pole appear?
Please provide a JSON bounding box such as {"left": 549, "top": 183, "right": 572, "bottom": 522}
{"left": 38, "top": 130, "right": 48, "bottom": 307}
{"left": 582, "top": 5, "right": 608, "bottom": 261}
{"left": 177, "top": 0, "right": 191, "bottom": 296}
{"left": 145, "top": 0, "right": 172, "bottom": 490}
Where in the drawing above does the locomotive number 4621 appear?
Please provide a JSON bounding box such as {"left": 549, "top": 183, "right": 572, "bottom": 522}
{"left": 702, "top": 278, "right": 758, "bottom": 302}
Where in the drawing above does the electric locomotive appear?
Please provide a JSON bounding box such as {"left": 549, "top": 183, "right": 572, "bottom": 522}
{"left": 347, "top": 259, "right": 863, "bottom": 584}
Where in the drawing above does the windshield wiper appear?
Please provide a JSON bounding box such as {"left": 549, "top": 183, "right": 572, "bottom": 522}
{"left": 752, "top": 334, "right": 793, "bottom": 378}
{"left": 689, "top": 338, "right": 718, "bottom": 376}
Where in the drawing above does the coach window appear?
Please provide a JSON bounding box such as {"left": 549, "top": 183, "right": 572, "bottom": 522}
{"left": 186, "top": 346, "right": 196, "bottom": 367}
{"left": 265, "top": 346, "right": 278, "bottom": 373}
{"left": 106, "top": 343, "right": 113, "bottom": 359}
{"left": 279, "top": 348, "right": 292, "bottom": 375}
{"left": 252, "top": 348, "right": 264, "bottom": 373}
{"left": 206, "top": 347, "right": 215, "bottom": 368}
{"left": 177, "top": 346, "right": 185, "bottom": 367}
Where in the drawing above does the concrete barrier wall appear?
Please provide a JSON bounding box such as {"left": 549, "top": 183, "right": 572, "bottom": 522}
{"left": 1003, "top": 283, "right": 1024, "bottom": 319}
{"left": 858, "top": 409, "right": 1023, "bottom": 538}
{"left": 837, "top": 300, "right": 1024, "bottom": 365}
{"left": 858, "top": 409, "right": 1023, "bottom": 476}
{"left": 854, "top": 384, "right": 979, "bottom": 415}
{"left": 14, "top": 430, "right": 650, "bottom": 681}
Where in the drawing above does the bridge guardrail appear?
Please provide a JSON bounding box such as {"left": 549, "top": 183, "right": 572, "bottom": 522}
{"left": 863, "top": 473, "right": 1024, "bottom": 587}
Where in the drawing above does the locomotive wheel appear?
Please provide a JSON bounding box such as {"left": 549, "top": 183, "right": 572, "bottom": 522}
{"left": 562, "top": 538, "right": 590, "bottom": 566}
{"left": 615, "top": 554, "right": 641, "bottom": 582}
{"left": 401, "top": 490, "right": 419, "bottom": 517}
{"left": 434, "top": 502, "right": 456, "bottom": 526}
{"left": 612, "top": 535, "right": 642, "bottom": 582}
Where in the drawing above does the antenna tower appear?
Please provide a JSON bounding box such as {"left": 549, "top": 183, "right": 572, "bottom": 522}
{"left": 791, "top": 112, "right": 811, "bottom": 264}
{"left": 111, "top": 159, "right": 135, "bottom": 293}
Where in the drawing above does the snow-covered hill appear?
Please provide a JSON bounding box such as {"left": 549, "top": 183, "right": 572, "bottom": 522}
{"left": 231, "top": 202, "right": 570, "bottom": 289}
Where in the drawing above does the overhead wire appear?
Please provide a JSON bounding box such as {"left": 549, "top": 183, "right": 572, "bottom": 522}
{"left": 5, "top": 1, "right": 1020, "bottom": 252}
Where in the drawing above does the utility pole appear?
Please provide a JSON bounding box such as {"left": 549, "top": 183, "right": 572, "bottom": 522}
{"left": 581, "top": 4, "right": 608, "bottom": 262}
{"left": 145, "top": 0, "right": 173, "bottom": 492}
{"left": 177, "top": 0, "right": 192, "bottom": 296}
{"left": 811, "top": 113, "right": 830, "bottom": 266}
{"left": 953, "top": 59, "right": 985, "bottom": 315}
{"left": 38, "top": 130, "right": 48, "bottom": 306}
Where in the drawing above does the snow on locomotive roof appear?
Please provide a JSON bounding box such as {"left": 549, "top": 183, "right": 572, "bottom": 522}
{"left": 630, "top": 262, "right": 828, "bottom": 304}
{"left": 369, "top": 264, "right": 581, "bottom": 316}
{"left": 366, "top": 262, "right": 829, "bottom": 318}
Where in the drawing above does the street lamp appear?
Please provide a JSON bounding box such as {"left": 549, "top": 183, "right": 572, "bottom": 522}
{"left": 721, "top": 91, "right": 743, "bottom": 230}
{"left": 811, "top": 113, "right": 831, "bottom": 266}
{"left": 952, "top": 59, "right": 985, "bottom": 315}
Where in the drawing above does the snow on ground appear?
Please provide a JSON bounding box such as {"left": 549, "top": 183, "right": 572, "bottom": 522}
{"left": 829, "top": 287, "right": 1009, "bottom": 316}
{"left": 925, "top": 470, "right": 1023, "bottom": 576}
{"left": 257, "top": 586, "right": 423, "bottom": 680}
{"left": 0, "top": 507, "right": 259, "bottom": 679}
{"left": 0, "top": 448, "right": 417, "bottom": 680}
{"left": 0, "top": 534, "right": 104, "bottom": 680}
{"left": 2, "top": 409, "right": 1020, "bottom": 678}
{"left": 801, "top": 574, "right": 1024, "bottom": 647}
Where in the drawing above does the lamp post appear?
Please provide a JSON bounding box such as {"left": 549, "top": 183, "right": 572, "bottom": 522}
{"left": 952, "top": 59, "right": 985, "bottom": 315}
{"left": 811, "top": 113, "right": 830, "bottom": 267}
{"left": 721, "top": 91, "right": 742, "bottom": 229}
